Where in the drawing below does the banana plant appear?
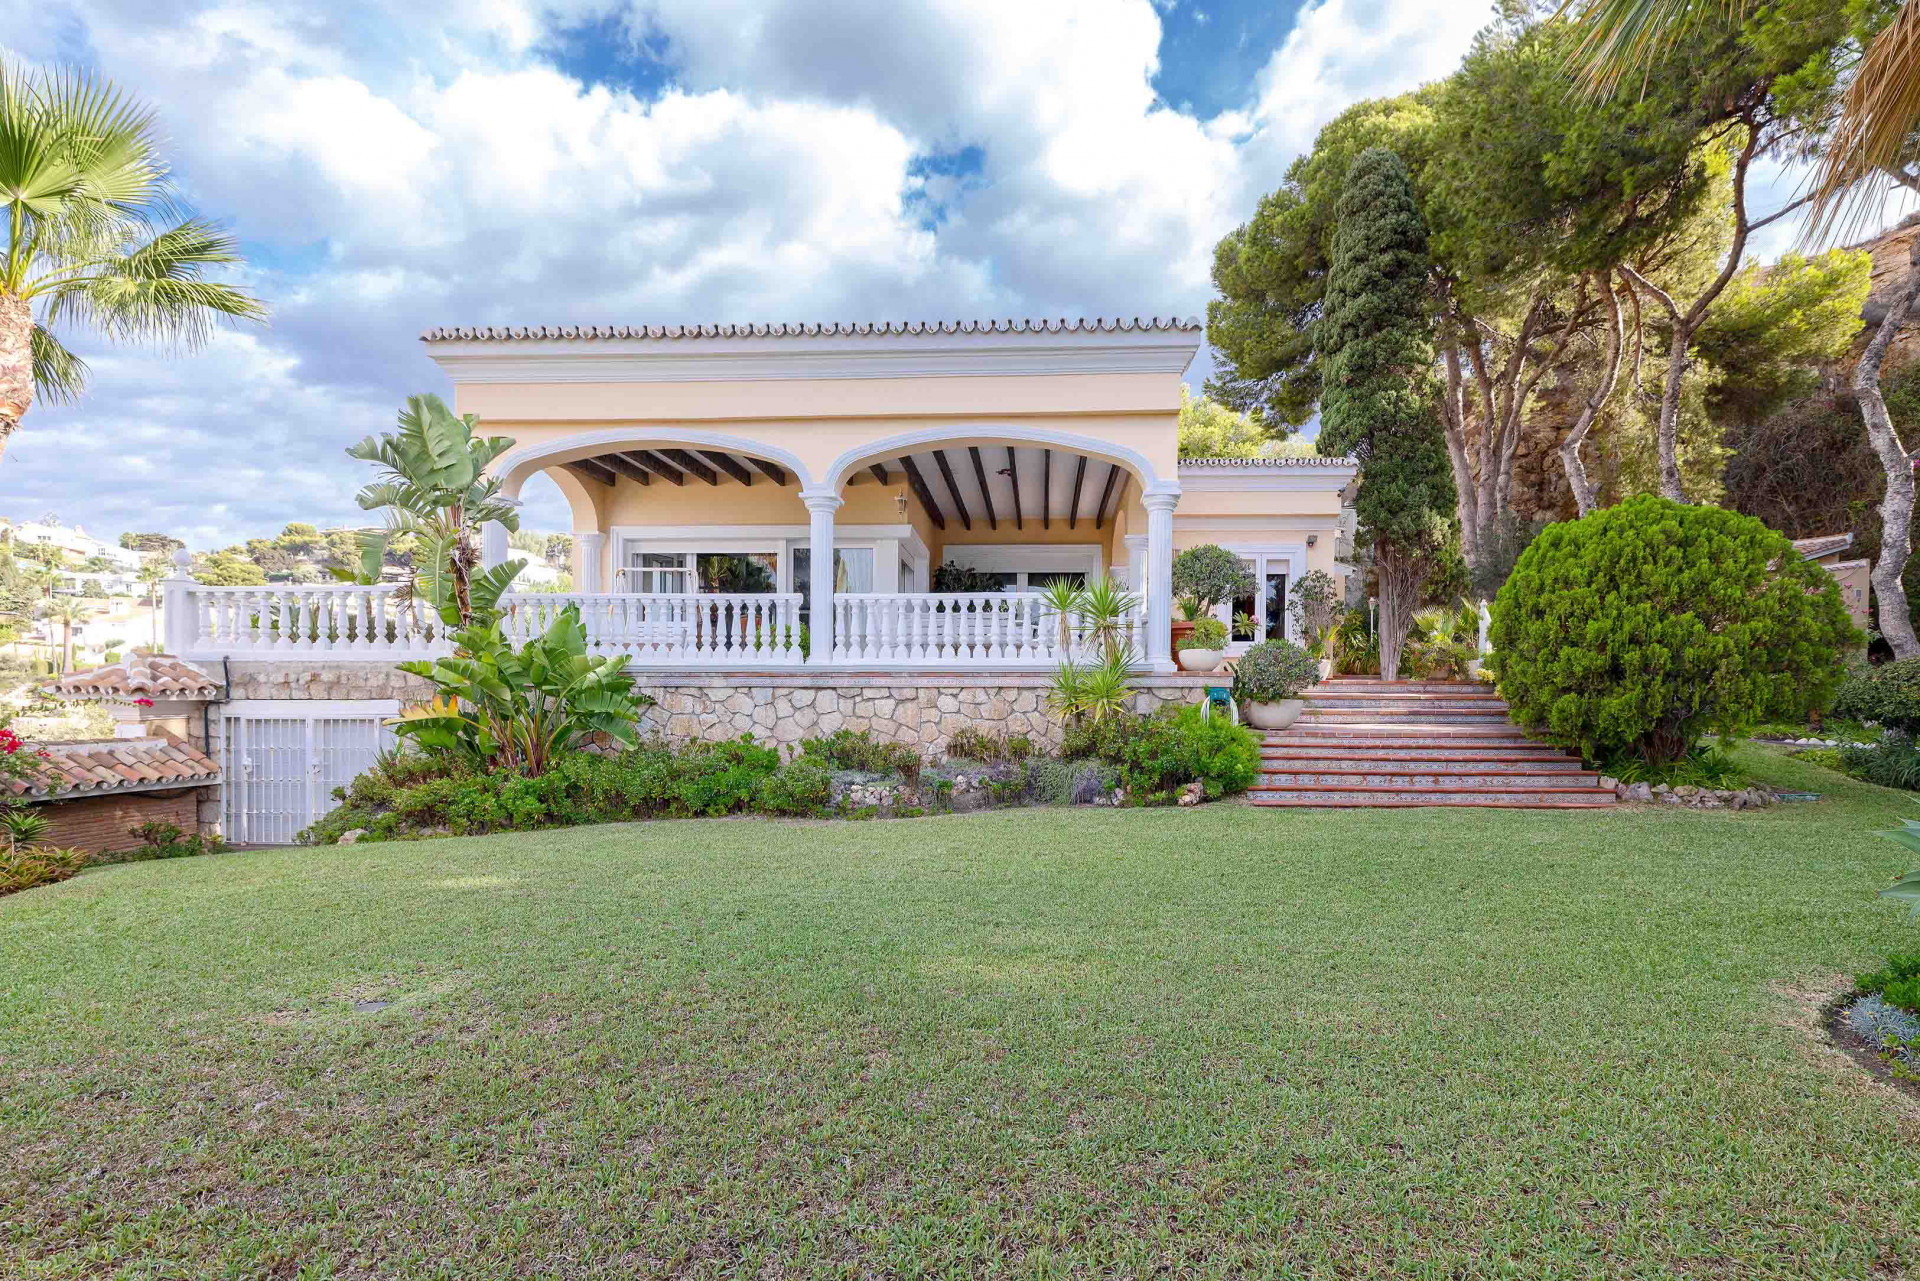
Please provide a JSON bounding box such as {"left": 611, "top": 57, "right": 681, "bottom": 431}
{"left": 347, "top": 393, "right": 525, "bottom": 628}
{"left": 391, "top": 605, "right": 651, "bottom": 775}
{"left": 1877, "top": 814, "right": 1920, "bottom": 921}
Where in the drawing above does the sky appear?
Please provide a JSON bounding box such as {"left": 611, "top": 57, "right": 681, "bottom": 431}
{"left": 0, "top": 0, "right": 1876, "bottom": 548}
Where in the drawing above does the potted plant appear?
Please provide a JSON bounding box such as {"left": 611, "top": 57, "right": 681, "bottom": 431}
{"left": 1175, "top": 615, "right": 1227, "bottom": 672}
{"left": 1170, "top": 546, "right": 1254, "bottom": 670}
{"left": 1287, "top": 568, "right": 1341, "bottom": 680}
{"left": 1231, "top": 638, "right": 1320, "bottom": 731}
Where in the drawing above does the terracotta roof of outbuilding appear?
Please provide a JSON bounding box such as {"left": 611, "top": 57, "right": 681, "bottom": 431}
{"left": 45, "top": 654, "right": 220, "bottom": 701}
{"left": 4, "top": 738, "right": 220, "bottom": 801}
{"left": 421, "top": 316, "right": 1202, "bottom": 342}
{"left": 1792, "top": 533, "right": 1855, "bottom": 561}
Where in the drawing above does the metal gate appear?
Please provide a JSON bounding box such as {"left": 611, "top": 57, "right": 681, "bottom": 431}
{"left": 220, "top": 701, "right": 397, "bottom": 844}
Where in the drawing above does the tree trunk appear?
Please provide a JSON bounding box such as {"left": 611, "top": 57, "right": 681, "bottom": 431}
{"left": 1440, "top": 340, "right": 1480, "bottom": 568}
{"left": 1374, "top": 541, "right": 1425, "bottom": 682}
{"left": 1856, "top": 239, "right": 1920, "bottom": 660}
{"left": 0, "top": 292, "right": 33, "bottom": 470}
{"left": 1559, "top": 272, "right": 1625, "bottom": 516}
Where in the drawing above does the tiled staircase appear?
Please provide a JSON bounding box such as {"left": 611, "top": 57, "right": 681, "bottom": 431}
{"left": 1248, "top": 677, "right": 1616, "bottom": 809}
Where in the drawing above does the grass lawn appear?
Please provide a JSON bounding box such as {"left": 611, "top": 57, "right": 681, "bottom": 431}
{"left": 5, "top": 744, "right": 1920, "bottom": 1279}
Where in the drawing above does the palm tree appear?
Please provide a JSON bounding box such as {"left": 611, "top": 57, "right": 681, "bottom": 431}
{"left": 40, "top": 595, "right": 89, "bottom": 673}
{"left": 136, "top": 557, "right": 168, "bottom": 649}
{"left": 0, "top": 63, "right": 267, "bottom": 469}
{"left": 1566, "top": 0, "right": 1920, "bottom": 655}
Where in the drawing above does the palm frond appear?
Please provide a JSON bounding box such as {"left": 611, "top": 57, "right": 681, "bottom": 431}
{"left": 43, "top": 217, "right": 265, "bottom": 346}
{"left": 1804, "top": 0, "right": 1920, "bottom": 244}
{"left": 1559, "top": 0, "right": 1750, "bottom": 99}
{"left": 29, "top": 323, "right": 87, "bottom": 405}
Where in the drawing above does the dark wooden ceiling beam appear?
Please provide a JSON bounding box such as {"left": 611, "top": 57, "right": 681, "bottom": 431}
{"left": 967, "top": 446, "right": 998, "bottom": 531}
{"left": 897, "top": 456, "right": 945, "bottom": 531}
{"left": 699, "top": 451, "right": 754, "bottom": 486}
{"left": 1041, "top": 449, "right": 1051, "bottom": 531}
{"left": 931, "top": 449, "right": 972, "bottom": 531}
{"left": 749, "top": 457, "right": 788, "bottom": 486}
{"left": 1003, "top": 447, "right": 1022, "bottom": 530}
{"left": 634, "top": 450, "right": 686, "bottom": 485}
{"left": 869, "top": 463, "right": 891, "bottom": 486}
{"left": 1067, "top": 454, "right": 1087, "bottom": 530}
{"left": 566, "top": 458, "right": 618, "bottom": 487}
{"left": 597, "top": 453, "right": 651, "bottom": 486}
{"left": 661, "top": 448, "right": 719, "bottom": 485}
{"left": 1092, "top": 462, "right": 1122, "bottom": 529}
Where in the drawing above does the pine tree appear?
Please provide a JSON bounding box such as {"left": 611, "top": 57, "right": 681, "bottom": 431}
{"left": 1317, "top": 147, "right": 1456, "bottom": 681}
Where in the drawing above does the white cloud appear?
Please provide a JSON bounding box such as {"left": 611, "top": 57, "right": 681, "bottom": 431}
{"left": 5, "top": 0, "right": 1500, "bottom": 544}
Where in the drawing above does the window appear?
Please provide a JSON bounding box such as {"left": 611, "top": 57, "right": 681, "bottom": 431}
{"left": 940, "top": 545, "right": 1102, "bottom": 592}
{"left": 627, "top": 551, "right": 690, "bottom": 594}
{"left": 792, "top": 547, "right": 875, "bottom": 624}
{"left": 1208, "top": 551, "right": 1294, "bottom": 648}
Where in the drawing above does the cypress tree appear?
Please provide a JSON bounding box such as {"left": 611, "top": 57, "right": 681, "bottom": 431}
{"left": 1316, "top": 146, "right": 1456, "bottom": 681}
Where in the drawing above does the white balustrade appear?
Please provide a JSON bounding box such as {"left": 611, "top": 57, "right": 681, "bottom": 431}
{"left": 830, "top": 593, "right": 1146, "bottom": 667}
{"left": 174, "top": 584, "right": 1135, "bottom": 669}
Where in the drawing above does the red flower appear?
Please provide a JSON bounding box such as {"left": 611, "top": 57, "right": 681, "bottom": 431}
{"left": 0, "top": 729, "right": 21, "bottom": 754}
{"left": 133, "top": 697, "right": 155, "bottom": 707}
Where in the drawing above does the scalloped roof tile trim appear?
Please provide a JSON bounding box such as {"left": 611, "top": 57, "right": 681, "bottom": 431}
{"left": 1177, "top": 456, "right": 1358, "bottom": 468}
{"left": 4, "top": 738, "right": 220, "bottom": 800}
{"left": 46, "top": 654, "right": 221, "bottom": 701}
{"left": 421, "top": 316, "right": 1203, "bottom": 342}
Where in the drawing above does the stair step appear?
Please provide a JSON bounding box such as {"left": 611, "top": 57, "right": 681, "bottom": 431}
{"left": 1250, "top": 791, "right": 1617, "bottom": 808}
{"left": 1315, "top": 680, "right": 1496, "bottom": 693}
{"left": 1277, "top": 724, "right": 1538, "bottom": 738}
{"left": 1302, "top": 707, "right": 1513, "bottom": 719}
{"left": 1305, "top": 698, "right": 1508, "bottom": 712}
{"left": 1263, "top": 750, "right": 1583, "bottom": 767}
{"left": 1260, "top": 769, "right": 1604, "bottom": 788}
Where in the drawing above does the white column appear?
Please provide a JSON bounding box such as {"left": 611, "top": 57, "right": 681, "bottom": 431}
{"left": 480, "top": 521, "right": 509, "bottom": 571}
{"left": 1143, "top": 488, "right": 1179, "bottom": 673}
{"left": 802, "top": 491, "right": 841, "bottom": 667}
{"left": 163, "top": 548, "right": 196, "bottom": 656}
{"left": 576, "top": 532, "right": 606, "bottom": 593}
{"left": 1122, "top": 534, "right": 1148, "bottom": 594}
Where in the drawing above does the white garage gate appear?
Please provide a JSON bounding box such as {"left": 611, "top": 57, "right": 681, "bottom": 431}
{"left": 219, "top": 700, "right": 399, "bottom": 844}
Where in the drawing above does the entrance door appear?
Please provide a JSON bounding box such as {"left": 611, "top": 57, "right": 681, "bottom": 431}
{"left": 221, "top": 701, "right": 397, "bottom": 844}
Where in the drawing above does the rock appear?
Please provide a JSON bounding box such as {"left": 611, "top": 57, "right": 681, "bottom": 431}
{"left": 1651, "top": 783, "right": 1673, "bottom": 796}
{"left": 1615, "top": 782, "right": 1631, "bottom": 800}
{"left": 1177, "top": 781, "right": 1204, "bottom": 808}
{"left": 1628, "top": 782, "right": 1653, "bottom": 802}
{"left": 338, "top": 828, "right": 367, "bottom": 845}
{"left": 1599, "top": 775, "right": 1619, "bottom": 793}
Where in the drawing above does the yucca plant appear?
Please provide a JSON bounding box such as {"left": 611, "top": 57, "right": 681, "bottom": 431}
{"left": 1036, "top": 576, "right": 1085, "bottom": 653}
{"left": 1073, "top": 575, "right": 1141, "bottom": 663}
{"left": 1, "top": 804, "right": 50, "bottom": 854}
{"left": 1877, "top": 813, "right": 1920, "bottom": 920}
{"left": 1046, "top": 649, "right": 1140, "bottom": 725}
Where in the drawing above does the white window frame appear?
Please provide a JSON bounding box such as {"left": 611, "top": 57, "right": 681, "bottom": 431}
{"left": 607, "top": 524, "right": 929, "bottom": 594}
{"left": 1201, "top": 544, "right": 1307, "bottom": 652}
{"left": 940, "top": 543, "right": 1104, "bottom": 592}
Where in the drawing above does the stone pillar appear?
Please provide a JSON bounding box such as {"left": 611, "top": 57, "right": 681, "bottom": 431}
{"left": 1143, "top": 488, "right": 1179, "bottom": 673}
{"left": 1122, "top": 534, "right": 1148, "bottom": 594}
{"left": 163, "top": 548, "right": 195, "bottom": 656}
{"left": 576, "top": 531, "right": 606, "bottom": 593}
{"left": 802, "top": 491, "right": 842, "bottom": 667}
{"left": 480, "top": 521, "right": 509, "bottom": 571}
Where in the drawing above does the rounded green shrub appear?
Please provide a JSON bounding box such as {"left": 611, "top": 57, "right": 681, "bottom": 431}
{"left": 1171, "top": 544, "right": 1255, "bottom": 611}
{"left": 1830, "top": 659, "right": 1920, "bottom": 734}
{"left": 1178, "top": 616, "right": 1227, "bottom": 650}
{"left": 1231, "top": 638, "right": 1320, "bottom": 704}
{"left": 1489, "top": 495, "right": 1860, "bottom": 764}
{"left": 753, "top": 759, "right": 833, "bottom": 816}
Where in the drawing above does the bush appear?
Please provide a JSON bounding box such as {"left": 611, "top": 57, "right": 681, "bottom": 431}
{"left": 800, "top": 729, "right": 921, "bottom": 778}
{"left": 1171, "top": 544, "right": 1256, "bottom": 612}
{"left": 1116, "top": 705, "right": 1261, "bottom": 804}
{"left": 1178, "top": 616, "right": 1227, "bottom": 651}
{"left": 1059, "top": 714, "right": 1143, "bottom": 763}
{"left": 753, "top": 759, "right": 833, "bottom": 816}
{"left": 1838, "top": 734, "right": 1920, "bottom": 791}
{"left": 1857, "top": 953, "right": 1920, "bottom": 1015}
{"left": 944, "top": 727, "right": 1032, "bottom": 763}
{"left": 1489, "top": 496, "right": 1860, "bottom": 764}
{"left": 1232, "top": 639, "right": 1319, "bottom": 705}
{"left": 1830, "top": 658, "right": 1920, "bottom": 735}
{"left": 1021, "top": 756, "right": 1078, "bottom": 803}
{"left": 1601, "top": 744, "right": 1746, "bottom": 789}
{"left": 670, "top": 738, "right": 782, "bottom": 816}
{"left": 0, "top": 843, "right": 89, "bottom": 897}
{"left": 118, "top": 821, "right": 228, "bottom": 862}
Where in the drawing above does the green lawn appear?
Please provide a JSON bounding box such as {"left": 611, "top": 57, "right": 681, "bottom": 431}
{"left": 5, "top": 746, "right": 1920, "bottom": 1278}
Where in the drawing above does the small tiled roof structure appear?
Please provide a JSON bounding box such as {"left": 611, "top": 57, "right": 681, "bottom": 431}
{"left": 1791, "top": 533, "right": 1855, "bottom": 562}
{"left": 422, "top": 316, "right": 1203, "bottom": 342}
{"left": 4, "top": 738, "right": 220, "bottom": 801}
{"left": 45, "top": 653, "right": 221, "bottom": 702}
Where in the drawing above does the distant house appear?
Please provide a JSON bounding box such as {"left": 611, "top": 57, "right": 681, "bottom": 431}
{"left": 1, "top": 518, "right": 143, "bottom": 573}
{"left": 1793, "top": 534, "right": 1871, "bottom": 631}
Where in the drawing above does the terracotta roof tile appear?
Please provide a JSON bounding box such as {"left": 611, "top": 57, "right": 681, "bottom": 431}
{"left": 1792, "top": 533, "right": 1855, "bottom": 561}
{"left": 3, "top": 738, "right": 220, "bottom": 801}
{"left": 46, "top": 653, "right": 221, "bottom": 701}
{"left": 422, "top": 316, "right": 1201, "bottom": 342}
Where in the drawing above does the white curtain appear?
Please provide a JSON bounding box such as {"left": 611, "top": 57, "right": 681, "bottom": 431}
{"left": 834, "top": 547, "right": 874, "bottom": 593}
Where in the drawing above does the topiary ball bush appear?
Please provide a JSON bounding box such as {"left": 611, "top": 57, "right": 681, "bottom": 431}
{"left": 1489, "top": 495, "right": 1860, "bottom": 764}
{"left": 1231, "top": 638, "right": 1320, "bottom": 705}
{"left": 1171, "top": 544, "right": 1256, "bottom": 611}
{"left": 1830, "top": 659, "right": 1920, "bottom": 734}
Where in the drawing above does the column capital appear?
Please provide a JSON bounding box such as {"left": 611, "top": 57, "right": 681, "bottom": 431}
{"left": 1122, "top": 533, "right": 1148, "bottom": 550}
{"left": 800, "top": 490, "right": 844, "bottom": 514}
{"left": 1141, "top": 484, "right": 1181, "bottom": 513}
{"left": 577, "top": 530, "right": 606, "bottom": 547}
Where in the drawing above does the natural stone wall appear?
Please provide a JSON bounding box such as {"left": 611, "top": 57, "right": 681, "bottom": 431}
{"left": 222, "top": 661, "right": 435, "bottom": 702}
{"left": 637, "top": 675, "right": 1208, "bottom": 753}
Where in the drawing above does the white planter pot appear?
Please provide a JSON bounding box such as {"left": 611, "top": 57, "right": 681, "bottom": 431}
{"left": 1317, "top": 657, "right": 1333, "bottom": 681}
{"left": 1178, "top": 647, "right": 1224, "bottom": 673}
{"left": 1241, "top": 698, "right": 1304, "bottom": 731}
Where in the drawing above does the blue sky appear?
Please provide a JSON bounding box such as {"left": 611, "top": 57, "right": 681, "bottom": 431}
{"left": 0, "top": 0, "right": 1847, "bottom": 546}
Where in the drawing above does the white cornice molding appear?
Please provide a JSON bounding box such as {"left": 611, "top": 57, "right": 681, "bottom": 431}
{"left": 1176, "top": 465, "right": 1356, "bottom": 492}
{"left": 427, "top": 328, "right": 1201, "bottom": 384}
